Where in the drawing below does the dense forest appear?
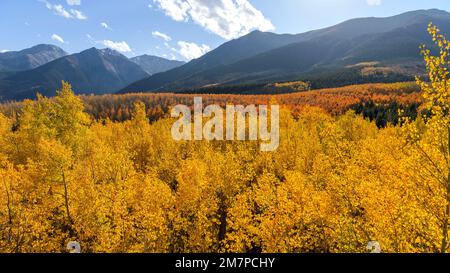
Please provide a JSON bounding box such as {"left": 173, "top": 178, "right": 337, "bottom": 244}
{"left": 0, "top": 24, "right": 449, "bottom": 253}
{"left": 0, "top": 81, "right": 423, "bottom": 125}
{"left": 123, "top": 69, "right": 415, "bottom": 95}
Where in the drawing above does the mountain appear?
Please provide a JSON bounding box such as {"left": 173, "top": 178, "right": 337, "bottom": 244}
{"left": 120, "top": 31, "right": 310, "bottom": 92}
{"left": 130, "top": 55, "right": 185, "bottom": 75}
{"left": 0, "top": 48, "right": 148, "bottom": 101}
{"left": 0, "top": 44, "right": 67, "bottom": 72}
{"left": 122, "top": 9, "right": 450, "bottom": 93}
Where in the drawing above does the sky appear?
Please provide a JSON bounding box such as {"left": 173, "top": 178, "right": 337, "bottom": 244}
{"left": 1, "top": 0, "right": 450, "bottom": 61}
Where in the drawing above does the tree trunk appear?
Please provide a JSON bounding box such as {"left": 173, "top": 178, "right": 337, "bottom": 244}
{"left": 62, "top": 169, "right": 73, "bottom": 225}
{"left": 441, "top": 126, "right": 450, "bottom": 253}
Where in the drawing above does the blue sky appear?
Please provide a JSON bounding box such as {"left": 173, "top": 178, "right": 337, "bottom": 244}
{"left": 1, "top": 0, "right": 450, "bottom": 61}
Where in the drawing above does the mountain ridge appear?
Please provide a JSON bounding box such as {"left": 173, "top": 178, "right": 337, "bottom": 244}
{"left": 0, "top": 44, "right": 67, "bottom": 72}
{"left": 0, "top": 47, "right": 149, "bottom": 101}
{"left": 121, "top": 9, "right": 449, "bottom": 93}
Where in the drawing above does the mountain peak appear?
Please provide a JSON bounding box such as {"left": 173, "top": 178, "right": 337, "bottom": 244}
{"left": 0, "top": 44, "right": 67, "bottom": 72}
{"left": 2, "top": 44, "right": 67, "bottom": 56}
{"left": 80, "top": 47, "right": 118, "bottom": 56}
{"left": 79, "top": 47, "right": 126, "bottom": 59}
{"left": 417, "top": 8, "right": 449, "bottom": 16}
{"left": 30, "top": 44, "right": 61, "bottom": 50}
{"left": 130, "top": 54, "right": 185, "bottom": 75}
{"left": 241, "top": 29, "right": 274, "bottom": 39}
{"left": 132, "top": 54, "right": 161, "bottom": 60}
{"left": 391, "top": 8, "right": 450, "bottom": 21}
{"left": 247, "top": 30, "right": 264, "bottom": 35}
{"left": 83, "top": 47, "right": 101, "bottom": 53}
{"left": 100, "top": 48, "right": 123, "bottom": 57}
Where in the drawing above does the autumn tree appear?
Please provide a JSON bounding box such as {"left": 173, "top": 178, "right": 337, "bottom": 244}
{"left": 404, "top": 23, "right": 450, "bottom": 252}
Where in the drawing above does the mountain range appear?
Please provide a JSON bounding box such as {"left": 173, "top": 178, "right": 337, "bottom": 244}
{"left": 0, "top": 47, "right": 184, "bottom": 101}
{"left": 0, "top": 9, "right": 449, "bottom": 101}
{"left": 122, "top": 9, "right": 450, "bottom": 93}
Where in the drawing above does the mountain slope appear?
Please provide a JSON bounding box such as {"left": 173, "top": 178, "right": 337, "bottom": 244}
{"left": 130, "top": 55, "right": 185, "bottom": 75}
{"left": 122, "top": 9, "right": 450, "bottom": 93}
{"left": 0, "top": 48, "right": 148, "bottom": 101}
{"left": 297, "top": 9, "right": 449, "bottom": 41}
{"left": 120, "top": 31, "right": 311, "bottom": 92}
{"left": 163, "top": 18, "right": 446, "bottom": 89}
{"left": 0, "top": 44, "right": 67, "bottom": 72}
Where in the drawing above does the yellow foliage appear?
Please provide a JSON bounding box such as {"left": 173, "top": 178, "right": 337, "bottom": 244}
{"left": 1, "top": 25, "right": 450, "bottom": 253}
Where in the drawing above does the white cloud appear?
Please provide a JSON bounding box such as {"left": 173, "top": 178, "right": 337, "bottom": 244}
{"left": 86, "top": 34, "right": 132, "bottom": 53}
{"left": 51, "top": 34, "right": 65, "bottom": 43}
{"left": 39, "top": 0, "right": 87, "bottom": 20}
{"left": 67, "top": 0, "right": 81, "bottom": 5}
{"left": 155, "top": 0, "right": 189, "bottom": 21}
{"left": 70, "top": 9, "right": 87, "bottom": 19}
{"left": 175, "top": 41, "right": 210, "bottom": 60}
{"left": 152, "top": 31, "right": 172, "bottom": 41}
{"left": 153, "top": 0, "right": 275, "bottom": 40}
{"left": 366, "top": 0, "right": 381, "bottom": 6}
{"left": 0, "top": 50, "right": 10, "bottom": 53}
{"left": 52, "top": 4, "right": 72, "bottom": 18}
{"left": 101, "top": 22, "right": 112, "bottom": 30}
{"left": 100, "top": 40, "right": 132, "bottom": 53}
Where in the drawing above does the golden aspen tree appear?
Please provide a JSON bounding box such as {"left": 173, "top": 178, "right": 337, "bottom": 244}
{"left": 404, "top": 23, "right": 450, "bottom": 252}
{"left": 169, "top": 158, "right": 219, "bottom": 252}
{"left": 127, "top": 101, "right": 152, "bottom": 172}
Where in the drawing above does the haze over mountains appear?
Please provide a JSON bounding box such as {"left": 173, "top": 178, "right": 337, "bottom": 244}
{"left": 0, "top": 9, "right": 448, "bottom": 101}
